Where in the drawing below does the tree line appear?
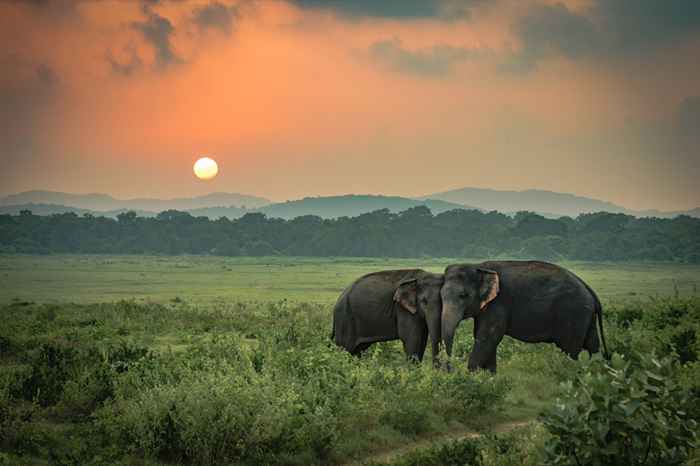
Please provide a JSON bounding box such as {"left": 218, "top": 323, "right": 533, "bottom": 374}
{"left": 1, "top": 207, "right": 699, "bottom": 262}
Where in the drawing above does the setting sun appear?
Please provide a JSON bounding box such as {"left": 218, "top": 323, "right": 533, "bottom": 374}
{"left": 193, "top": 157, "right": 219, "bottom": 180}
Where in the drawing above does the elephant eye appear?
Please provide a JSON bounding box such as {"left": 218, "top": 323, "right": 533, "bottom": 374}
{"left": 421, "top": 297, "right": 428, "bottom": 304}
{"left": 459, "top": 292, "right": 470, "bottom": 299}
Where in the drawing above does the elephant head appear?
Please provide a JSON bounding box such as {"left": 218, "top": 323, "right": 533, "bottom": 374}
{"left": 440, "top": 265, "right": 499, "bottom": 358}
{"left": 394, "top": 272, "right": 444, "bottom": 365}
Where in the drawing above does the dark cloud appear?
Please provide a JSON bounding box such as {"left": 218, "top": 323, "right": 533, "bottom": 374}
{"left": 131, "top": 5, "right": 182, "bottom": 69}
{"left": 501, "top": 3, "right": 597, "bottom": 73}
{"left": 504, "top": 0, "right": 700, "bottom": 72}
{"left": 597, "top": 0, "right": 700, "bottom": 54}
{"left": 293, "top": 0, "right": 478, "bottom": 20}
{"left": 192, "top": 2, "right": 238, "bottom": 34}
{"left": 369, "top": 38, "right": 487, "bottom": 76}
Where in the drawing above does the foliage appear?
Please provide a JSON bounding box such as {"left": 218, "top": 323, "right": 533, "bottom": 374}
{"left": 379, "top": 437, "right": 482, "bottom": 466}
{"left": 0, "top": 299, "right": 512, "bottom": 465}
{"left": 2, "top": 259, "right": 700, "bottom": 465}
{"left": 1, "top": 208, "right": 699, "bottom": 261}
{"left": 377, "top": 425, "right": 546, "bottom": 466}
{"left": 478, "top": 425, "right": 546, "bottom": 466}
{"left": 540, "top": 352, "right": 698, "bottom": 466}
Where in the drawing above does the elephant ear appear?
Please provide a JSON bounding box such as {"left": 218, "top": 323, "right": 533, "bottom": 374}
{"left": 477, "top": 269, "right": 499, "bottom": 311}
{"left": 393, "top": 279, "right": 417, "bottom": 314}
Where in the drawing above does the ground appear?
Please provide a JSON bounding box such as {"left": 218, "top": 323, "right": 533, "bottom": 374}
{"left": 1, "top": 255, "right": 698, "bottom": 465}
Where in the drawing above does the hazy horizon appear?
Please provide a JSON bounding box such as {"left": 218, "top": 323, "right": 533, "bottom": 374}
{"left": 2, "top": 0, "right": 699, "bottom": 211}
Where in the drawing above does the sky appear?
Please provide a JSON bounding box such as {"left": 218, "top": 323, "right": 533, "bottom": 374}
{"left": 1, "top": 0, "right": 699, "bottom": 210}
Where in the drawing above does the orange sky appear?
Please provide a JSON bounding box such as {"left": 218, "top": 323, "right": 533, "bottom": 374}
{"left": 1, "top": 0, "right": 699, "bottom": 210}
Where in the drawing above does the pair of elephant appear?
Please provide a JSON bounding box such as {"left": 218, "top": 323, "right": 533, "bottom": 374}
{"left": 331, "top": 261, "right": 609, "bottom": 372}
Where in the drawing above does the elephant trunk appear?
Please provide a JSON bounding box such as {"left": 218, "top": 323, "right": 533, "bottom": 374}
{"left": 441, "top": 304, "right": 463, "bottom": 359}
{"left": 426, "top": 309, "right": 442, "bottom": 368}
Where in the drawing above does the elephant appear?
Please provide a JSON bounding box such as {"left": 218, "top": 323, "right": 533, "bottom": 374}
{"left": 331, "top": 269, "right": 444, "bottom": 365}
{"left": 440, "top": 261, "right": 609, "bottom": 373}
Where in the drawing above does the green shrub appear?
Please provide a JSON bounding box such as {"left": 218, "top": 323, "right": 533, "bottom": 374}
{"left": 378, "top": 367, "right": 434, "bottom": 435}
{"left": 433, "top": 368, "right": 511, "bottom": 421}
{"left": 0, "top": 336, "right": 13, "bottom": 356}
{"left": 21, "top": 340, "right": 78, "bottom": 406}
{"left": 478, "top": 425, "right": 545, "bottom": 466}
{"left": 541, "top": 352, "right": 698, "bottom": 466}
{"left": 379, "top": 437, "right": 482, "bottom": 466}
{"left": 99, "top": 370, "right": 304, "bottom": 464}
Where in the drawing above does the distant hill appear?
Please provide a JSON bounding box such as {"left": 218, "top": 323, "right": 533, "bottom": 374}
{"left": 257, "top": 195, "right": 472, "bottom": 219}
{"left": 0, "top": 191, "right": 271, "bottom": 212}
{"left": 0, "top": 203, "right": 250, "bottom": 219}
{"left": 0, "top": 203, "right": 155, "bottom": 218}
{"left": 419, "top": 187, "right": 700, "bottom": 219}
{"left": 0, "top": 196, "right": 469, "bottom": 220}
{"left": 2, "top": 189, "right": 697, "bottom": 220}
{"left": 187, "top": 206, "right": 249, "bottom": 219}
{"left": 632, "top": 207, "right": 700, "bottom": 219}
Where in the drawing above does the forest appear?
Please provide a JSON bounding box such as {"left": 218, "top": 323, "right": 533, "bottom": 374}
{"left": 1, "top": 207, "right": 699, "bottom": 262}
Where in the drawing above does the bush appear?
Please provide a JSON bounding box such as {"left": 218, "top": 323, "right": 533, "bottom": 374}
{"left": 433, "top": 368, "right": 511, "bottom": 421}
{"left": 540, "top": 352, "right": 698, "bottom": 466}
{"left": 21, "top": 341, "right": 78, "bottom": 406}
{"left": 380, "top": 437, "right": 482, "bottom": 466}
{"left": 478, "top": 425, "right": 545, "bottom": 466}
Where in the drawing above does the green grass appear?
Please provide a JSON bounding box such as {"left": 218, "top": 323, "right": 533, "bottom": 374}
{"left": 1, "top": 254, "right": 699, "bottom": 465}
{"left": 1, "top": 254, "right": 698, "bottom": 305}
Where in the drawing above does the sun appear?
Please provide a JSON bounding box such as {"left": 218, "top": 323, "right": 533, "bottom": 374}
{"left": 193, "top": 157, "right": 219, "bottom": 180}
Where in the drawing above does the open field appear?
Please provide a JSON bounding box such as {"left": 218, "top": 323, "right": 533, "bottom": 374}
{"left": 1, "top": 255, "right": 698, "bottom": 465}
{"left": 1, "top": 254, "right": 699, "bottom": 305}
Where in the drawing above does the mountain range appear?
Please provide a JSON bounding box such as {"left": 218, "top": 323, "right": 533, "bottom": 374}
{"left": 420, "top": 187, "right": 700, "bottom": 219}
{"left": 1, "top": 189, "right": 697, "bottom": 220}
{"left": 0, "top": 190, "right": 270, "bottom": 212}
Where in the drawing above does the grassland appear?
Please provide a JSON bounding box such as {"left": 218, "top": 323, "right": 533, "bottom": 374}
{"left": 2, "top": 254, "right": 699, "bottom": 305}
{"left": 1, "top": 255, "right": 698, "bottom": 465}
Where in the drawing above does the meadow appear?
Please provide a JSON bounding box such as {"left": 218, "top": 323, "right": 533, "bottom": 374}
{"left": 2, "top": 255, "right": 699, "bottom": 305}
{"left": 1, "top": 255, "right": 698, "bottom": 465}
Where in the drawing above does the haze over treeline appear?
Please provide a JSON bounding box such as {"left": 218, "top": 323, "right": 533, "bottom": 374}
{"left": 2, "top": 207, "right": 698, "bottom": 262}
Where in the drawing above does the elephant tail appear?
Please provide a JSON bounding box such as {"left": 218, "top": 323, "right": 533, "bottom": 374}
{"left": 583, "top": 281, "right": 610, "bottom": 360}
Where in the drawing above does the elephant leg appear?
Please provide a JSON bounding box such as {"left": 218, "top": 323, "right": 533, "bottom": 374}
{"left": 554, "top": 298, "right": 595, "bottom": 359}
{"left": 398, "top": 312, "right": 428, "bottom": 362}
{"left": 583, "top": 318, "right": 600, "bottom": 356}
{"left": 417, "top": 327, "right": 428, "bottom": 362}
{"left": 351, "top": 342, "right": 372, "bottom": 356}
{"left": 468, "top": 307, "right": 507, "bottom": 373}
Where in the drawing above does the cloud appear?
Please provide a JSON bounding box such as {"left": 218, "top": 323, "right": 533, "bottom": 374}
{"left": 596, "top": 0, "right": 700, "bottom": 54}
{"left": 501, "top": 3, "right": 597, "bottom": 73}
{"left": 504, "top": 0, "right": 700, "bottom": 72}
{"left": 131, "top": 5, "right": 182, "bottom": 69}
{"left": 369, "top": 38, "right": 487, "bottom": 76}
{"left": 292, "top": 0, "right": 478, "bottom": 20}
{"left": 192, "top": 1, "right": 238, "bottom": 34}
